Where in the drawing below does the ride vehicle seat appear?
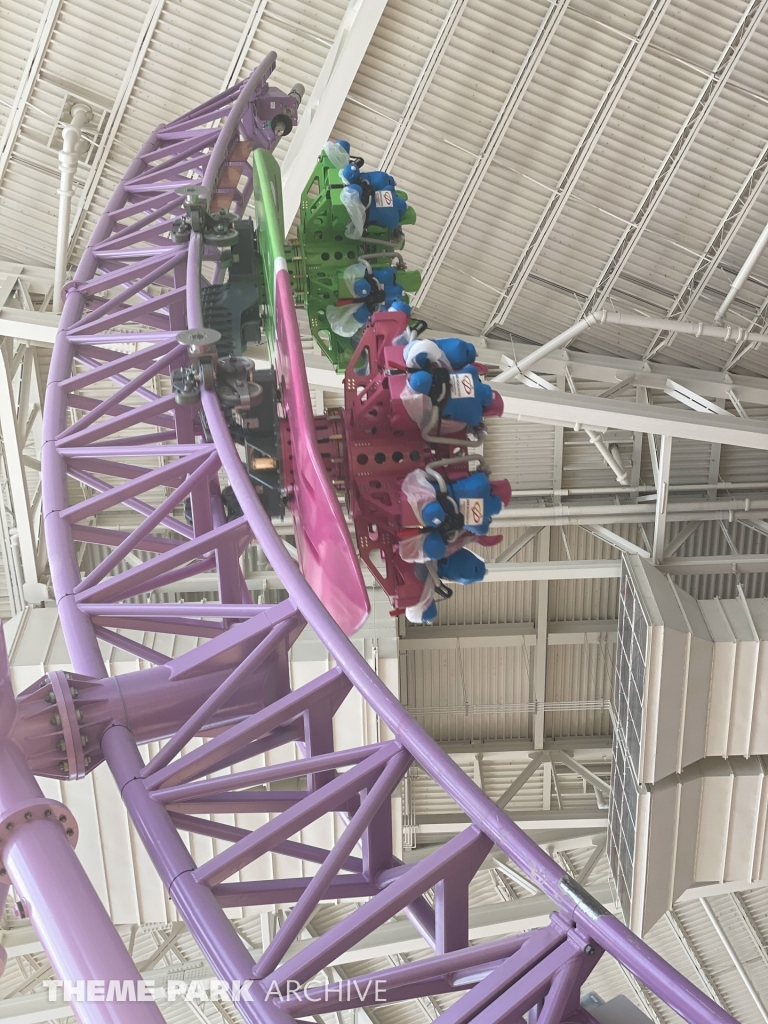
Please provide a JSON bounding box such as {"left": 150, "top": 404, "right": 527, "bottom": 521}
{"left": 404, "top": 337, "right": 477, "bottom": 371}
{"left": 405, "top": 549, "right": 488, "bottom": 624}
{"left": 407, "top": 364, "right": 495, "bottom": 428}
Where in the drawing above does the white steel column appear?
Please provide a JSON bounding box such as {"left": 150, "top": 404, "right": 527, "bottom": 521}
{"left": 700, "top": 899, "right": 768, "bottom": 1024}
{"left": 532, "top": 529, "right": 550, "bottom": 749}
{"left": 0, "top": 345, "right": 39, "bottom": 597}
{"left": 652, "top": 435, "right": 672, "bottom": 563}
{"left": 280, "top": 0, "right": 389, "bottom": 230}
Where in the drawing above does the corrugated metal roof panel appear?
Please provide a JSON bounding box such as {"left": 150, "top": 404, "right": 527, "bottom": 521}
{"left": 402, "top": 644, "right": 532, "bottom": 744}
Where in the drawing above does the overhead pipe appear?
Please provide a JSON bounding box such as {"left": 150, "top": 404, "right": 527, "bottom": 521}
{"left": 493, "top": 311, "right": 768, "bottom": 384}
{"left": 493, "top": 314, "right": 601, "bottom": 383}
{"left": 714, "top": 219, "right": 768, "bottom": 324}
{"left": 584, "top": 427, "right": 629, "bottom": 486}
{"left": 53, "top": 104, "right": 92, "bottom": 314}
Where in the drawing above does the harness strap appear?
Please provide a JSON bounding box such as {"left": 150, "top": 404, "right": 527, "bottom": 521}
{"left": 434, "top": 491, "right": 464, "bottom": 538}
{"left": 426, "top": 366, "right": 451, "bottom": 410}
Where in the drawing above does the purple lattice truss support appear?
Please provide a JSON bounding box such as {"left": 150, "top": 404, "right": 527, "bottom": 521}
{"left": 24, "top": 50, "right": 736, "bottom": 1024}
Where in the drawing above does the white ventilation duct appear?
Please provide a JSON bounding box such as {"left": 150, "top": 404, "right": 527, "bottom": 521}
{"left": 609, "top": 555, "right": 768, "bottom": 935}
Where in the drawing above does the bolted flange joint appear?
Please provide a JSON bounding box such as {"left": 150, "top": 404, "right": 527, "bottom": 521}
{"left": 11, "top": 671, "right": 112, "bottom": 780}
{"left": 0, "top": 797, "right": 78, "bottom": 875}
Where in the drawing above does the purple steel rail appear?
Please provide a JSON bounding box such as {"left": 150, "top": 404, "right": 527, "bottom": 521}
{"left": 32, "top": 52, "right": 739, "bottom": 1024}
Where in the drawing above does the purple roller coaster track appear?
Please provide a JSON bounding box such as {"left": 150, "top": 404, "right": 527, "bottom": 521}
{"left": 0, "top": 51, "right": 737, "bottom": 1024}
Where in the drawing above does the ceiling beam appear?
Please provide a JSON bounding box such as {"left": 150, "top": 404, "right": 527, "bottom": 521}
{"left": 221, "top": 0, "right": 270, "bottom": 90}
{"left": 414, "top": 809, "right": 608, "bottom": 833}
{"left": 666, "top": 910, "right": 725, "bottom": 1007}
{"left": 439, "top": 738, "right": 612, "bottom": 756}
{"left": 378, "top": 0, "right": 469, "bottom": 170}
{"left": 579, "top": 0, "right": 768, "bottom": 316}
{"left": 700, "top": 898, "right": 768, "bottom": 1024}
{"left": 484, "top": 0, "right": 673, "bottom": 332}
{"left": 645, "top": 137, "right": 768, "bottom": 357}
{"left": 495, "top": 526, "right": 543, "bottom": 563}
{"left": 66, "top": 0, "right": 168, "bottom": 258}
{"left": 400, "top": 620, "right": 617, "bottom": 650}
{"left": 476, "top": 335, "right": 768, "bottom": 406}
{"left": 144, "top": 559, "right": 623, "bottom": 595}
{"left": 729, "top": 893, "right": 768, "bottom": 975}
{"left": 494, "top": 498, "right": 768, "bottom": 526}
{"left": 415, "top": 0, "right": 570, "bottom": 303}
{"left": 581, "top": 525, "right": 650, "bottom": 559}
{"left": 496, "top": 380, "right": 768, "bottom": 449}
{"left": 0, "top": 310, "right": 58, "bottom": 345}
{"left": 483, "top": 560, "right": 620, "bottom": 582}
{"left": 0, "top": 991, "right": 72, "bottom": 1023}
{"left": 0, "top": 0, "right": 64, "bottom": 190}
{"left": 280, "top": 0, "right": 389, "bottom": 231}
{"left": 12, "top": 307, "right": 768, "bottom": 407}
{"left": 662, "top": 521, "right": 700, "bottom": 559}
{"left": 657, "top": 553, "right": 768, "bottom": 574}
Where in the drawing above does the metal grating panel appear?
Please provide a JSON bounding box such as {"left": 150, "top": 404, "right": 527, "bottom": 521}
{"left": 608, "top": 561, "right": 649, "bottom": 922}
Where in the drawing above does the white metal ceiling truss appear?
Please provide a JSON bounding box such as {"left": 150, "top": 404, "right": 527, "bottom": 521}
{"left": 576, "top": 0, "right": 768, "bottom": 320}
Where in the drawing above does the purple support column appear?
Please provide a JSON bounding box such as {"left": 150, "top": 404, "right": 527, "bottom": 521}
{"left": 0, "top": 625, "right": 162, "bottom": 1024}
{"left": 434, "top": 833, "right": 493, "bottom": 954}
{"left": 0, "top": 740, "right": 162, "bottom": 1024}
